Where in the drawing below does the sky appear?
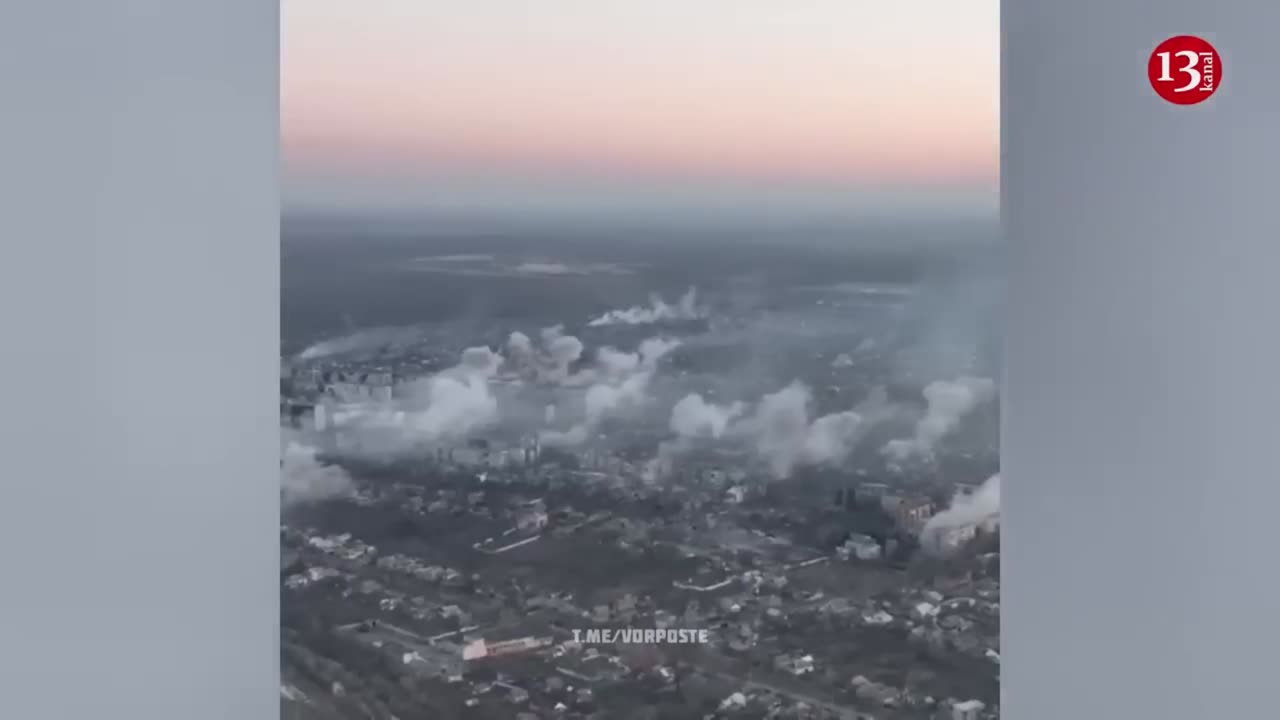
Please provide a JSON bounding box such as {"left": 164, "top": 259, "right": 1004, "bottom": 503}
{"left": 282, "top": 0, "right": 998, "bottom": 222}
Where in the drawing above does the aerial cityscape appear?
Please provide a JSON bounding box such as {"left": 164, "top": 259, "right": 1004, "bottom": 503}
{"left": 281, "top": 3, "right": 999, "bottom": 719}
{"left": 279, "top": 230, "right": 1000, "bottom": 720}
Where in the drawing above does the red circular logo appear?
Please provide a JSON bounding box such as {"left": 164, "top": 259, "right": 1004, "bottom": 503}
{"left": 1148, "top": 35, "right": 1222, "bottom": 105}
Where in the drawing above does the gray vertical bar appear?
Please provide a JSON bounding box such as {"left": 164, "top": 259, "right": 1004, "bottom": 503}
{"left": 0, "top": 2, "right": 279, "bottom": 719}
{"left": 1004, "top": 1, "right": 1280, "bottom": 718}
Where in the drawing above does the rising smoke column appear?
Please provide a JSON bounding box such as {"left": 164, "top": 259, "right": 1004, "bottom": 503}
{"left": 738, "top": 382, "right": 812, "bottom": 478}
{"left": 281, "top": 435, "right": 355, "bottom": 507}
{"left": 594, "top": 337, "right": 680, "bottom": 381}
{"left": 645, "top": 382, "right": 897, "bottom": 481}
{"left": 670, "top": 394, "right": 746, "bottom": 440}
{"left": 398, "top": 374, "right": 499, "bottom": 439}
{"left": 539, "top": 336, "right": 679, "bottom": 447}
{"left": 882, "top": 376, "right": 996, "bottom": 461}
{"left": 536, "top": 325, "right": 588, "bottom": 384}
{"left": 721, "top": 382, "right": 885, "bottom": 479}
{"left": 328, "top": 345, "right": 505, "bottom": 452}
{"left": 458, "top": 345, "right": 505, "bottom": 377}
{"left": 802, "top": 411, "right": 865, "bottom": 465}
{"left": 919, "top": 473, "right": 1000, "bottom": 555}
{"left": 500, "top": 325, "right": 589, "bottom": 384}
{"left": 506, "top": 331, "right": 535, "bottom": 363}
{"left": 586, "top": 287, "right": 706, "bottom": 327}
{"left": 646, "top": 393, "right": 748, "bottom": 479}
{"left": 401, "top": 345, "right": 502, "bottom": 438}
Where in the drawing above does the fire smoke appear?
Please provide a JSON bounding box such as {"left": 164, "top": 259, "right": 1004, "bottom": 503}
{"left": 648, "top": 381, "right": 890, "bottom": 480}
{"left": 328, "top": 345, "right": 505, "bottom": 451}
{"left": 281, "top": 434, "right": 355, "bottom": 507}
{"left": 882, "top": 376, "right": 996, "bottom": 461}
{"left": 539, "top": 336, "right": 679, "bottom": 447}
{"left": 920, "top": 473, "right": 1001, "bottom": 555}
{"left": 587, "top": 287, "right": 706, "bottom": 327}
{"left": 669, "top": 394, "right": 746, "bottom": 440}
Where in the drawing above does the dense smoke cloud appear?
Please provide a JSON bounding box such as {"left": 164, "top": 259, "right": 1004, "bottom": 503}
{"left": 587, "top": 287, "right": 706, "bottom": 327}
{"left": 459, "top": 346, "right": 504, "bottom": 377}
{"left": 327, "top": 345, "right": 504, "bottom": 451}
{"left": 882, "top": 376, "right": 996, "bottom": 461}
{"left": 920, "top": 473, "right": 1000, "bottom": 555}
{"left": 394, "top": 374, "right": 499, "bottom": 439}
{"left": 506, "top": 331, "right": 534, "bottom": 361}
{"left": 591, "top": 337, "right": 678, "bottom": 410}
{"left": 733, "top": 383, "right": 886, "bottom": 478}
{"left": 597, "top": 346, "right": 642, "bottom": 379}
{"left": 293, "top": 259, "right": 1000, "bottom": 488}
{"left": 545, "top": 334, "right": 585, "bottom": 379}
{"left": 502, "top": 325, "right": 589, "bottom": 384}
{"left": 584, "top": 372, "right": 652, "bottom": 425}
{"left": 803, "top": 411, "right": 865, "bottom": 465}
{"left": 504, "top": 325, "right": 587, "bottom": 383}
{"left": 595, "top": 337, "right": 679, "bottom": 381}
{"left": 306, "top": 328, "right": 683, "bottom": 454}
{"left": 646, "top": 381, "right": 892, "bottom": 480}
{"left": 739, "top": 382, "right": 814, "bottom": 478}
{"left": 281, "top": 435, "right": 355, "bottom": 507}
{"left": 540, "top": 336, "right": 679, "bottom": 447}
{"left": 643, "top": 392, "right": 745, "bottom": 479}
{"left": 670, "top": 394, "right": 746, "bottom": 440}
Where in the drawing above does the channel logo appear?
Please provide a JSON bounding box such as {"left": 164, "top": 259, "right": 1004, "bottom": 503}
{"left": 1148, "top": 35, "right": 1222, "bottom": 105}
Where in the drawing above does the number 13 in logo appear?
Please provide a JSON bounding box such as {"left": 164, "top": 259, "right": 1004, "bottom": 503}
{"left": 1149, "top": 35, "right": 1222, "bottom": 105}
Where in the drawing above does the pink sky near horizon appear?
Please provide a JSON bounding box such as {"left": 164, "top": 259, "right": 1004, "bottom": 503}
{"left": 283, "top": 1, "right": 998, "bottom": 209}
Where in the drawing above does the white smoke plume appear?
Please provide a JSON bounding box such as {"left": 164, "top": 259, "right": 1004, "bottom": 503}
{"left": 545, "top": 334, "right": 585, "bottom": 373}
{"left": 730, "top": 382, "right": 885, "bottom": 479}
{"left": 330, "top": 345, "right": 503, "bottom": 450}
{"left": 506, "top": 331, "right": 534, "bottom": 361}
{"left": 541, "top": 324, "right": 565, "bottom": 343}
{"left": 539, "top": 336, "right": 679, "bottom": 447}
{"left": 587, "top": 287, "right": 707, "bottom": 327}
{"left": 802, "top": 411, "right": 864, "bottom": 464}
{"left": 595, "top": 337, "right": 678, "bottom": 382}
{"left": 458, "top": 345, "right": 504, "bottom": 378}
{"left": 882, "top": 376, "right": 996, "bottom": 461}
{"left": 584, "top": 337, "right": 676, "bottom": 421}
{"left": 739, "top": 383, "right": 818, "bottom": 478}
{"left": 643, "top": 393, "right": 747, "bottom": 478}
{"left": 281, "top": 435, "right": 355, "bottom": 507}
{"left": 920, "top": 473, "right": 1001, "bottom": 555}
{"left": 585, "top": 371, "right": 652, "bottom": 425}
{"left": 519, "top": 325, "right": 586, "bottom": 383}
{"left": 596, "top": 346, "right": 641, "bottom": 379}
{"left": 638, "top": 336, "right": 681, "bottom": 365}
{"left": 645, "top": 382, "right": 895, "bottom": 481}
{"left": 504, "top": 324, "right": 675, "bottom": 388}
{"left": 670, "top": 394, "right": 746, "bottom": 440}
{"left": 296, "top": 326, "right": 425, "bottom": 362}
{"left": 500, "top": 325, "right": 589, "bottom": 383}
{"left": 394, "top": 374, "right": 499, "bottom": 439}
